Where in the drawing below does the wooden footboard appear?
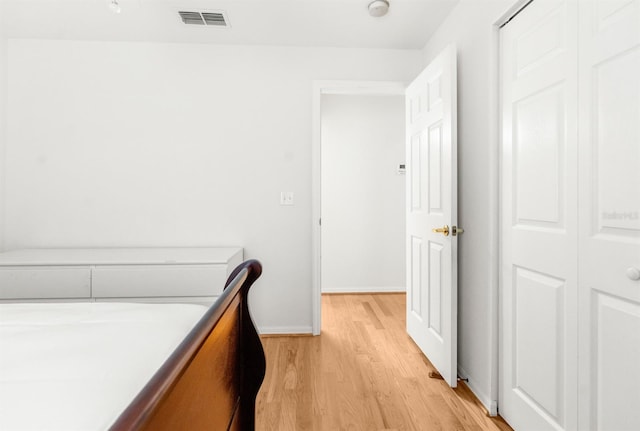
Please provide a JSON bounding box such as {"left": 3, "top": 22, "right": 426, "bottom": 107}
{"left": 110, "top": 260, "right": 265, "bottom": 431}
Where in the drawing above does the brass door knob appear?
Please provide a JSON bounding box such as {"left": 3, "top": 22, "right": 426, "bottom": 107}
{"left": 432, "top": 225, "right": 450, "bottom": 236}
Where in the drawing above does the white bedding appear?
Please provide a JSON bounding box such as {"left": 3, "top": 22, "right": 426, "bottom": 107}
{"left": 0, "top": 302, "right": 208, "bottom": 431}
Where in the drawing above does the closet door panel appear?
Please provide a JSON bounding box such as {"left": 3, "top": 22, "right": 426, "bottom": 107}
{"left": 578, "top": 1, "right": 640, "bottom": 430}
{"left": 500, "top": 1, "right": 578, "bottom": 429}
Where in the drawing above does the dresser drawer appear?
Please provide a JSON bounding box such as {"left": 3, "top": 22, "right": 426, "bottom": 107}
{"left": 0, "top": 267, "right": 91, "bottom": 299}
{"left": 91, "top": 265, "right": 227, "bottom": 298}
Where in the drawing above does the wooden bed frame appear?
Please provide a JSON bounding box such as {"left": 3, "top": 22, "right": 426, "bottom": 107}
{"left": 110, "top": 259, "right": 265, "bottom": 431}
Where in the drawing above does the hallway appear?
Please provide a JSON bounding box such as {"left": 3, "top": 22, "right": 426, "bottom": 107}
{"left": 256, "top": 294, "right": 512, "bottom": 430}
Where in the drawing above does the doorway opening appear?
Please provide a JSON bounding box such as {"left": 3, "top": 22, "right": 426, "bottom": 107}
{"left": 320, "top": 94, "right": 405, "bottom": 295}
{"left": 311, "top": 81, "right": 406, "bottom": 335}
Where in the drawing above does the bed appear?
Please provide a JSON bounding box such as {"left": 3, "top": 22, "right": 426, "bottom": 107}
{"left": 0, "top": 259, "right": 265, "bottom": 431}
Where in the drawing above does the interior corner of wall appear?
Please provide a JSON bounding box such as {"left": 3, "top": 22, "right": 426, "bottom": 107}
{"left": 457, "top": 365, "right": 496, "bottom": 416}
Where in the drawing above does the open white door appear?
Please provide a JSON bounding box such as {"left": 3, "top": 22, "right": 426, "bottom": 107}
{"left": 405, "top": 44, "right": 458, "bottom": 387}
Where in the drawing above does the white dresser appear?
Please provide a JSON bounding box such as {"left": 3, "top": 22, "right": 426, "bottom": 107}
{"left": 0, "top": 248, "right": 243, "bottom": 306}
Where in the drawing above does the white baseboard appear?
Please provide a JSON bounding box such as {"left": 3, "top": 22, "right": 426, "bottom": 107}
{"left": 258, "top": 326, "right": 313, "bottom": 336}
{"left": 322, "top": 285, "right": 406, "bottom": 294}
{"left": 457, "top": 365, "right": 498, "bottom": 417}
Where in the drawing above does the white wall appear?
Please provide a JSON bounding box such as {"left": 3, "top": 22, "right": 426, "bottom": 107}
{"left": 4, "top": 39, "right": 422, "bottom": 333}
{"left": 420, "top": 0, "right": 517, "bottom": 414}
{"left": 320, "top": 95, "right": 405, "bottom": 293}
{"left": 0, "top": 4, "right": 6, "bottom": 252}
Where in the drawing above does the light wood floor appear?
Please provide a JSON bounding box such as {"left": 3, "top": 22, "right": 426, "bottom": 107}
{"left": 256, "top": 293, "right": 513, "bottom": 431}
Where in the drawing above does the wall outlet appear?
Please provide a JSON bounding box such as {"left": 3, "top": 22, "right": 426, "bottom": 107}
{"left": 280, "top": 192, "right": 294, "bottom": 206}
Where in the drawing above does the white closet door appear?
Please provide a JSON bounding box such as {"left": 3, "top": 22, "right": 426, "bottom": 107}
{"left": 500, "top": 1, "right": 578, "bottom": 429}
{"left": 578, "top": 1, "right": 640, "bottom": 430}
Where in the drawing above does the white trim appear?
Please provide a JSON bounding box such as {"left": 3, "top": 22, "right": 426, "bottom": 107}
{"left": 313, "top": 80, "right": 407, "bottom": 96}
{"left": 458, "top": 365, "right": 498, "bottom": 417}
{"left": 322, "top": 286, "right": 406, "bottom": 294}
{"left": 311, "top": 80, "right": 406, "bottom": 336}
{"left": 496, "top": 0, "right": 534, "bottom": 28}
{"left": 258, "top": 326, "right": 313, "bottom": 336}
{"left": 311, "top": 83, "right": 321, "bottom": 336}
{"left": 487, "top": 14, "right": 502, "bottom": 420}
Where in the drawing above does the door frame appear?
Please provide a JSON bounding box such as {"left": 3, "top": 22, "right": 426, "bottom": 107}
{"left": 311, "top": 80, "right": 406, "bottom": 335}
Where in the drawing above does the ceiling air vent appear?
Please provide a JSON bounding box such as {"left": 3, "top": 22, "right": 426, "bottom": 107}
{"left": 178, "top": 11, "right": 229, "bottom": 27}
{"left": 202, "top": 12, "right": 226, "bottom": 26}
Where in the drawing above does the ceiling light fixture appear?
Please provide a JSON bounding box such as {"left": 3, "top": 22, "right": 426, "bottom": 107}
{"left": 368, "top": 0, "right": 389, "bottom": 17}
{"left": 108, "top": 0, "right": 121, "bottom": 14}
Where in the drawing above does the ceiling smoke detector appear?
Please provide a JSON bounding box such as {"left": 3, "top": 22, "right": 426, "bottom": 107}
{"left": 108, "top": 0, "right": 121, "bottom": 14}
{"left": 368, "top": 0, "right": 389, "bottom": 17}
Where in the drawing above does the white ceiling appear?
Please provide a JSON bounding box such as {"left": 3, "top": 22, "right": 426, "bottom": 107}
{"left": 0, "top": 0, "right": 459, "bottom": 49}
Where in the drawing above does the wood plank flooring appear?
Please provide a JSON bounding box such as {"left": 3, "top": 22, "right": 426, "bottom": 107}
{"left": 256, "top": 293, "right": 513, "bottom": 431}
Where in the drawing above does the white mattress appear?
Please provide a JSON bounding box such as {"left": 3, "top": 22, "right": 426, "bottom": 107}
{"left": 0, "top": 302, "right": 208, "bottom": 431}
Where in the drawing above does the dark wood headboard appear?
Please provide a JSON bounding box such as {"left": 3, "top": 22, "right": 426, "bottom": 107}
{"left": 110, "top": 259, "right": 265, "bottom": 431}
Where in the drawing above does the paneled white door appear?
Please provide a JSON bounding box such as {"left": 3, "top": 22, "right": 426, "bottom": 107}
{"left": 405, "top": 45, "right": 458, "bottom": 387}
{"left": 577, "top": 1, "right": 640, "bottom": 430}
{"left": 500, "top": 1, "right": 579, "bottom": 429}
